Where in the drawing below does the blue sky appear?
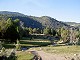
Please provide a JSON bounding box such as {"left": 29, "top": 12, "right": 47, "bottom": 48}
{"left": 0, "top": 0, "right": 80, "bottom": 23}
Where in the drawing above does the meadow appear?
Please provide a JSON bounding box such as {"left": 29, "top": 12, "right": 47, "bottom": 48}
{"left": 2, "top": 38, "right": 80, "bottom": 60}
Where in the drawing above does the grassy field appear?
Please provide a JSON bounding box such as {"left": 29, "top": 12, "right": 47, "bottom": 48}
{"left": 3, "top": 39, "right": 80, "bottom": 54}
{"left": 2, "top": 39, "right": 51, "bottom": 60}
{"left": 20, "top": 40, "right": 51, "bottom": 47}
{"left": 3, "top": 39, "right": 80, "bottom": 60}
{"left": 2, "top": 39, "right": 51, "bottom": 49}
{"left": 32, "top": 45, "right": 80, "bottom": 54}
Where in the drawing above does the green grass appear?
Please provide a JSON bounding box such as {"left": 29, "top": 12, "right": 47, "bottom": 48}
{"left": 17, "top": 51, "right": 34, "bottom": 60}
{"left": 2, "top": 39, "right": 80, "bottom": 60}
{"left": 3, "top": 39, "right": 80, "bottom": 55}
{"left": 2, "top": 39, "right": 51, "bottom": 49}
{"left": 20, "top": 40, "right": 51, "bottom": 47}
{"left": 40, "top": 45, "right": 80, "bottom": 54}
{"left": 2, "top": 44, "right": 15, "bottom": 49}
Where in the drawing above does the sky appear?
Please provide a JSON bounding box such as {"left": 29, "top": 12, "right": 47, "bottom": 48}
{"left": 0, "top": 0, "right": 80, "bottom": 23}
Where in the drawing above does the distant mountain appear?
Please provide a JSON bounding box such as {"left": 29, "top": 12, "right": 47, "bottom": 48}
{"left": 65, "top": 22, "right": 80, "bottom": 28}
{"left": 0, "top": 11, "right": 71, "bottom": 29}
{"left": 0, "top": 11, "right": 26, "bottom": 17}
{"left": 29, "top": 16, "right": 71, "bottom": 29}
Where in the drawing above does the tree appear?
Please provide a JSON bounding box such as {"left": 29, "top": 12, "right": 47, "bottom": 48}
{"left": 76, "top": 31, "right": 80, "bottom": 45}
{"left": 60, "top": 27, "right": 70, "bottom": 43}
{"left": 13, "top": 19, "right": 20, "bottom": 30}
{"left": 51, "top": 29, "right": 56, "bottom": 36}
{"left": 43, "top": 27, "right": 51, "bottom": 35}
{"left": 33, "top": 28, "right": 37, "bottom": 33}
{"left": 70, "top": 28, "right": 80, "bottom": 45}
{"left": 57, "top": 28, "right": 61, "bottom": 37}
{"left": 4, "top": 25, "right": 19, "bottom": 42}
{"left": 13, "top": 19, "right": 21, "bottom": 37}
{"left": 61, "top": 29, "right": 69, "bottom": 43}
{"left": 0, "top": 20, "right": 7, "bottom": 39}
{"left": 0, "top": 26, "right": 1, "bottom": 32}
{"left": 0, "top": 41, "right": 2, "bottom": 49}
{"left": 29, "top": 27, "right": 33, "bottom": 34}
{"left": 6, "top": 18, "right": 13, "bottom": 27}
{"left": 0, "top": 18, "right": 21, "bottom": 42}
{"left": 0, "top": 32, "right": 1, "bottom": 38}
{"left": 15, "top": 39, "right": 21, "bottom": 51}
{"left": 0, "top": 26, "right": 1, "bottom": 38}
{"left": 37, "top": 28, "right": 41, "bottom": 34}
{"left": 22, "top": 27, "right": 29, "bottom": 37}
{"left": 13, "top": 19, "right": 20, "bottom": 25}
{"left": 41, "top": 30, "right": 43, "bottom": 34}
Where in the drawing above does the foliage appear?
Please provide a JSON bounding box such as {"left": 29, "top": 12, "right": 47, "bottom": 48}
{"left": 51, "top": 29, "right": 56, "bottom": 36}
{"left": 33, "top": 28, "right": 37, "bottom": 33}
{"left": 1, "top": 47, "right": 5, "bottom": 52}
{"left": 0, "top": 20, "right": 7, "bottom": 35}
{"left": 69, "top": 28, "right": 79, "bottom": 44}
{"left": 5, "top": 18, "right": 20, "bottom": 42}
{"left": 76, "top": 31, "right": 80, "bottom": 45}
{"left": 43, "top": 27, "right": 56, "bottom": 36}
{"left": 0, "top": 47, "right": 6, "bottom": 56}
{"left": 57, "top": 28, "right": 61, "bottom": 36}
{"left": 43, "top": 27, "right": 51, "bottom": 35}
{"left": 16, "top": 39, "right": 21, "bottom": 51}
{"left": 29, "top": 27, "right": 33, "bottom": 34}
{"left": 4, "top": 25, "right": 19, "bottom": 42}
{"left": 0, "top": 18, "right": 30, "bottom": 42}
{"left": 22, "top": 27, "right": 29, "bottom": 37}
{"left": 0, "top": 48, "right": 16, "bottom": 60}
{"left": 0, "top": 11, "right": 80, "bottom": 45}
{"left": 61, "top": 28, "right": 70, "bottom": 43}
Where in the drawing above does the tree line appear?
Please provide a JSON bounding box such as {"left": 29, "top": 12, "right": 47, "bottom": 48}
{"left": 0, "top": 18, "right": 56, "bottom": 42}
{"left": 0, "top": 17, "right": 80, "bottom": 45}
{"left": 57, "top": 27, "right": 80, "bottom": 45}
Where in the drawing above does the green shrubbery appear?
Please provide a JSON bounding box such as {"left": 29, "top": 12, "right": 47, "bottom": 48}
{"left": 15, "top": 40, "right": 21, "bottom": 51}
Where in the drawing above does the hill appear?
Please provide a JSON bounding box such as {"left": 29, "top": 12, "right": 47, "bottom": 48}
{"left": 0, "top": 11, "right": 71, "bottom": 29}
{"left": 65, "top": 22, "right": 80, "bottom": 28}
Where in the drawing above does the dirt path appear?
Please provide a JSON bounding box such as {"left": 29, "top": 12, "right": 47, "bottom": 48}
{"left": 28, "top": 50, "right": 80, "bottom": 60}
{"left": 37, "top": 51, "right": 70, "bottom": 60}
{"left": 29, "top": 50, "right": 80, "bottom": 60}
{"left": 37, "top": 51, "right": 56, "bottom": 60}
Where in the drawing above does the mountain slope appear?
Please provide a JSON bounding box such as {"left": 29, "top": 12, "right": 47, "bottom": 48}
{"left": 0, "top": 11, "right": 25, "bottom": 17}
{"left": 29, "top": 16, "right": 70, "bottom": 29}
{"left": 0, "top": 11, "right": 71, "bottom": 29}
{"left": 65, "top": 22, "right": 80, "bottom": 28}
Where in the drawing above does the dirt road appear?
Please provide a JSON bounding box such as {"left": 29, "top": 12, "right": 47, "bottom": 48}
{"left": 37, "top": 51, "right": 70, "bottom": 60}
{"left": 30, "top": 50, "right": 80, "bottom": 60}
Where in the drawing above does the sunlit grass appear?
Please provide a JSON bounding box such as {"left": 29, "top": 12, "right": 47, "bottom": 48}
{"left": 16, "top": 51, "right": 34, "bottom": 60}
{"left": 41, "top": 45, "right": 80, "bottom": 54}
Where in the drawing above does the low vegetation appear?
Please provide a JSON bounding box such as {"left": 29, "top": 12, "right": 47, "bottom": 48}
{"left": 16, "top": 51, "right": 34, "bottom": 60}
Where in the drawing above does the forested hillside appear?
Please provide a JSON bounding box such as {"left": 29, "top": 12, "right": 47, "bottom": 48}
{"left": 0, "top": 11, "right": 71, "bottom": 29}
